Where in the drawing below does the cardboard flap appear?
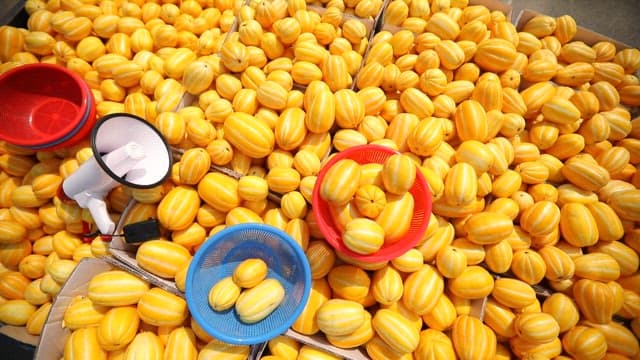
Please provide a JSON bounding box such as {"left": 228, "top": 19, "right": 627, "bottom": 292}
{"left": 34, "top": 258, "right": 112, "bottom": 360}
{"left": 0, "top": 325, "right": 39, "bottom": 347}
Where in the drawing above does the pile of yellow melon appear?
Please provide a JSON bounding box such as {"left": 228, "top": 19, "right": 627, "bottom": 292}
{"left": 1, "top": 0, "right": 640, "bottom": 359}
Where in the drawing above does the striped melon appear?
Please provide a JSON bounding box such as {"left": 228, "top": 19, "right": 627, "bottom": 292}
{"left": 97, "top": 306, "right": 140, "bottom": 351}
{"left": 64, "top": 327, "right": 107, "bottom": 360}
{"left": 514, "top": 312, "right": 560, "bottom": 344}
{"left": 372, "top": 308, "right": 420, "bottom": 354}
{"left": 320, "top": 159, "right": 361, "bottom": 205}
{"left": 328, "top": 264, "right": 370, "bottom": 302}
{"left": 163, "top": 327, "right": 198, "bottom": 360}
{"left": 136, "top": 240, "right": 191, "bottom": 279}
{"left": 223, "top": 112, "right": 275, "bottom": 158}
{"left": 137, "top": 287, "right": 188, "bottom": 327}
{"left": 157, "top": 186, "right": 200, "bottom": 231}
{"left": 451, "top": 315, "right": 497, "bottom": 360}
{"left": 63, "top": 296, "right": 109, "bottom": 330}
{"left": 316, "top": 299, "right": 366, "bottom": 336}
{"left": 235, "top": 278, "right": 285, "bottom": 324}
{"left": 124, "top": 331, "right": 164, "bottom": 360}
{"left": 402, "top": 264, "right": 444, "bottom": 315}
{"left": 448, "top": 265, "right": 494, "bottom": 299}
{"left": 421, "top": 293, "right": 457, "bottom": 332}
{"left": 198, "top": 172, "right": 240, "bottom": 212}
{"left": 88, "top": 270, "right": 150, "bottom": 307}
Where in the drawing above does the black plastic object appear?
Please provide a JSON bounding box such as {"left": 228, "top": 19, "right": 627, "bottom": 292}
{"left": 123, "top": 219, "right": 161, "bottom": 244}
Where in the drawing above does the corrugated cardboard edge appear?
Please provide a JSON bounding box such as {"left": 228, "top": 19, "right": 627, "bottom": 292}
{"left": 514, "top": 9, "right": 632, "bottom": 50}
{"left": 33, "top": 258, "right": 113, "bottom": 360}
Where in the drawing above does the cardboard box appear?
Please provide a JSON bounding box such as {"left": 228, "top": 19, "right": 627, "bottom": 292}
{"left": 514, "top": 9, "right": 632, "bottom": 50}
{"left": 377, "top": 0, "right": 513, "bottom": 35}
{"left": 33, "top": 257, "right": 113, "bottom": 360}
{"left": 32, "top": 257, "right": 266, "bottom": 360}
{"left": 306, "top": 0, "right": 390, "bottom": 30}
{"left": 353, "top": 0, "right": 513, "bottom": 90}
{"left": 0, "top": 325, "right": 39, "bottom": 348}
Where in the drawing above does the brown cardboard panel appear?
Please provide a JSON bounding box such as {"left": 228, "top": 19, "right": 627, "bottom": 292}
{"left": 514, "top": 9, "right": 632, "bottom": 50}
{"left": 33, "top": 258, "right": 112, "bottom": 360}
{"left": 0, "top": 325, "right": 39, "bottom": 347}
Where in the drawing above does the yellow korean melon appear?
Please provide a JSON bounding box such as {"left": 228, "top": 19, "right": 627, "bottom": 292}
{"left": 136, "top": 240, "right": 191, "bottom": 279}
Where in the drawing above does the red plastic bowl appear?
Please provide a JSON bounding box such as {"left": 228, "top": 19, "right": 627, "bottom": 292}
{"left": 312, "top": 144, "right": 433, "bottom": 263}
{"left": 0, "top": 63, "right": 96, "bottom": 150}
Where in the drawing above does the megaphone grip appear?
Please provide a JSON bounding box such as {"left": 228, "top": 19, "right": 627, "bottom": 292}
{"left": 87, "top": 196, "right": 115, "bottom": 235}
{"left": 103, "top": 142, "right": 146, "bottom": 178}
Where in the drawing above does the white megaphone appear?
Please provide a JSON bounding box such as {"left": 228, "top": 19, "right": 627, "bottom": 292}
{"left": 61, "top": 113, "right": 172, "bottom": 235}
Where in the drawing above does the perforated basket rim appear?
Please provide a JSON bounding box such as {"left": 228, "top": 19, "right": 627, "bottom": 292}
{"left": 185, "top": 223, "right": 312, "bottom": 345}
{"left": 312, "top": 144, "right": 433, "bottom": 262}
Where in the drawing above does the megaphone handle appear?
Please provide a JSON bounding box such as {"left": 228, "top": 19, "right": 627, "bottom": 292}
{"left": 86, "top": 196, "right": 115, "bottom": 235}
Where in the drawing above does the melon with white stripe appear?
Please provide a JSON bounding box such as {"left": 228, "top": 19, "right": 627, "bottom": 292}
{"left": 123, "top": 331, "right": 165, "bottom": 360}
{"left": 375, "top": 191, "right": 414, "bottom": 244}
{"left": 157, "top": 185, "right": 200, "bottom": 231}
{"left": 97, "top": 306, "right": 140, "bottom": 351}
{"left": 317, "top": 299, "right": 367, "bottom": 336}
{"left": 163, "top": 327, "right": 198, "bottom": 360}
{"left": 63, "top": 296, "right": 109, "bottom": 330}
{"left": 372, "top": 308, "right": 420, "bottom": 354}
{"left": 342, "top": 218, "right": 385, "bottom": 255}
{"left": 136, "top": 240, "right": 192, "bottom": 279}
{"left": 381, "top": 154, "right": 416, "bottom": 195}
{"left": 64, "top": 327, "right": 107, "bottom": 360}
{"left": 88, "top": 270, "right": 150, "bottom": 307}
{"left": 137, "top": 287, "right": 189, "bottom": 327}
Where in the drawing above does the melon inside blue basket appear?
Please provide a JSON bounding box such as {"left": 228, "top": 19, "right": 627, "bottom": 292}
{"left": 185, "top": 223, "right": 312, "bottom": 345}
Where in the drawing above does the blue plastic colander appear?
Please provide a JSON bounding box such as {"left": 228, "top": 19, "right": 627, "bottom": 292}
{"left": 185, "top": 223, "right": 312, "bottom": 345}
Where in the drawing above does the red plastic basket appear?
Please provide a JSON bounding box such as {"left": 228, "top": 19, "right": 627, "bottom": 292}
{"left": 312, "top": 144, "right": 433, "bottom": 263}
{"left": 0, "top": 63, "right": 96, "bottom": 150}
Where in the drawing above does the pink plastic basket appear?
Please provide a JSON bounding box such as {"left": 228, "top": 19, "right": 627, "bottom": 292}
{"left": 312, "top": 144, "right": 433, "bottom": 263}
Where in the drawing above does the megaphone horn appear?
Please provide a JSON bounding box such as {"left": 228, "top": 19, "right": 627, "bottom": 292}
{"left": 61, "top": 113, "right": 172, "bottom": 235}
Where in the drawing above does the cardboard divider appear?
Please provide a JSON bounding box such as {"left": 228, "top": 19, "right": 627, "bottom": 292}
{"left": 33, "top": 258, "right": 113, "bottom": 360}
{"left": 514, "top": 8, "right": 632, "bottom": 50}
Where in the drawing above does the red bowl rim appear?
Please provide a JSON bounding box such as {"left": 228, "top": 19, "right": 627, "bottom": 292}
{"left": 312, "top": 144, "right": 433, "bottom": 263}
{"left": 0, "top": 63, "right": 93, "bottom": 148}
